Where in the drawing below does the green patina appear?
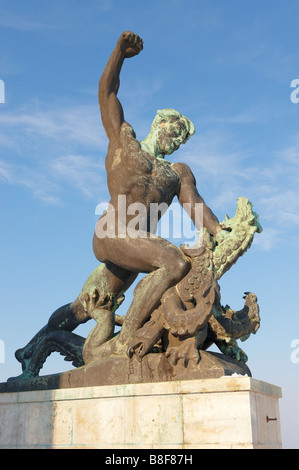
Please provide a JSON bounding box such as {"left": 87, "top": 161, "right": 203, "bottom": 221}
{"left": 140, "top": 108, "right": 195, "bottom": 158}
{"left": 213, "top": 197, "right": 262, "bottom": 279}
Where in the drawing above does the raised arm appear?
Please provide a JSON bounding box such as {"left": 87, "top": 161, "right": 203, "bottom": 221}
{"left": 98, "top": 32, "right": 143, "bottom": 147}
{"left": 173, "top": 162, "right": 222, "bottom": 237}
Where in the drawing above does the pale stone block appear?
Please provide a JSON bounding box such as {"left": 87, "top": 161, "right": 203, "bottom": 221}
{"left": 17, "top": 389, "right": 54, "bottom": 403}
{"left": 72, "top": 397, "right": 125, "bottom": 446}
{"left": 0, "top": 403, "right": 18, "bottom": 447}
{"left": 17, "top": 401, "right": 54, "bottom": 446}
{"left": 0, "top": 392, "right": 18, "bottom": 405}
{"left": 183, "top": 391, "right": 253, "bottom": 446}
{"left": 0, "top": 377, "right": 282, "bottom": 449}
{"left": 51, "top": 400, "right": 73, "bottom": 445}
{"left": 132, "top": 380, "right": 182, "bottom": 397}
{"left": 180, "top": 376, "right": 281, "bottom": 397}
{"left": 124, "top": 394, "right": 183, "bottom": 445}
{"left": 251, "top": 391, "right": 282, "bottom": 447}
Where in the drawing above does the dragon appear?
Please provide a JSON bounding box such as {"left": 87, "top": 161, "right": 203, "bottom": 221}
{"left": 9, "top": 197, "right": 262, "bottom": 380}
{"left": 126, "top": 196, "right": 262, "bottom": 365}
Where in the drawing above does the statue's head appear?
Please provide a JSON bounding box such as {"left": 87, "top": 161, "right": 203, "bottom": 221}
{"left": 145, "top": 109, "right": 195, "bottom": 157}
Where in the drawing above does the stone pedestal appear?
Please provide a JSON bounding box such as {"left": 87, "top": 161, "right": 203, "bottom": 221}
{"left": 0, "top": 377, "right": 282, "bottom": 449}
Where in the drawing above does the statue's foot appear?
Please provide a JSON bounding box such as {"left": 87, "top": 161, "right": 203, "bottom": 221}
{"left": 15, "top": 347, "right": 25, "bottom": 362}
{"left": 127, "top": 337, "right": 156, "bottom": 359}
{"left": 165, "top": 338, "right": 200, "bottom": 367}
{"left": 7, "top": 369, "right": 37, "bottom": 382}
{"left": 15, "top": 348, "right": 32, "bottom": 371}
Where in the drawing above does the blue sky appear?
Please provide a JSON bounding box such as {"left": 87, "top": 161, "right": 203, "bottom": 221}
{"left": 0, "top": 0, "right": 298, "bottom": 448}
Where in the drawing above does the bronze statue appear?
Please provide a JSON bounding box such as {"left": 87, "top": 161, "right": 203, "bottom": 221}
{"left": 92, "top": 31, "right": 223, "bottom": 359}
{"left": 7, "top": 32, "right": 262, "bottom": 386}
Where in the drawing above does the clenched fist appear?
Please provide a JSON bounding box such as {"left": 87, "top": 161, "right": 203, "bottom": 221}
{"left": 117, "top": 31, "right": 143, "bottom": 58}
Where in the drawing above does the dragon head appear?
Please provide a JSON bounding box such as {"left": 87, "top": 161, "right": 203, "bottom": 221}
{"left": 219, "top": 197, "right": 262, "bottom": 234}
{"left": 213, "top": 197, "right": 262, "bottom": 278}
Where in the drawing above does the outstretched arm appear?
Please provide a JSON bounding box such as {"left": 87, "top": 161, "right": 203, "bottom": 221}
{"left": 173, "top": 162, "right": 222, "bottom": 237}
{"left": 98, "top": 31, "right": 143, "bottom": 147}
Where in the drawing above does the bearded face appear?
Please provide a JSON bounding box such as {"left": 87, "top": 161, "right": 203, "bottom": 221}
{"left": 158, "top": 118, "right": 189, "bottom": 155}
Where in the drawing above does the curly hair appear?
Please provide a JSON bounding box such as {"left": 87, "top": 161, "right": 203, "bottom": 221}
{"left": 150, "top": 108, "right": 195, "bottom": 140}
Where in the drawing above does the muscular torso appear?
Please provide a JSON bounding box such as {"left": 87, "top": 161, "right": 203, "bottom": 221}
{"left": 103, "top": 122, "right": 181, "bottom": 233}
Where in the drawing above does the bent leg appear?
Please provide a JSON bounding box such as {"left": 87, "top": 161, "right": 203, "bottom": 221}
{"left": 92, "top": 233, "right": 190, "bottom": 356}
{"left": 15, "top": 262, "right": 137, "bottom": 371}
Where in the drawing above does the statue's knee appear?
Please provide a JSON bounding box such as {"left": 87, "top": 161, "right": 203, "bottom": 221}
{"left": 170, "top": 256, "right": 190, "bottom": 283}
{"left": 47, "top": 312, "right": 59, "bottom": 330}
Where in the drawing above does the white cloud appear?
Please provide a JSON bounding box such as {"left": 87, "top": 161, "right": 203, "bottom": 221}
{"left": 177, "top": 132, "right": 252, "bottom": 210}
{"left": 0, "top": 160, "right": 13, "bottom": 183}
{"left": 49, "top": 154, "right": 104, "bottom": 198}
{"left": 0, "top": 104, "right": 106, "bottom": 150}
{"left": 256, "top": 136, "right": 299, "bottom": 229}
{"left": 205, "top": 105, "right": 268, "bottom": 125}
{"left": 0, "top": 10, "right": 51, "bottom": 31}
{"left": 0, "top": 153, "right": 105, "bottom": 205}
{"left": 253, "top": 227, "right": 281, "bottom": 252}
{"left": 0, "top": 101, "right": 107, "bottom": 203}
{"left": 1, "top": 97, "right": 298, "bottom": 251}
{"left": 175, "top": 128, "right": 299, "bottom": 251}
